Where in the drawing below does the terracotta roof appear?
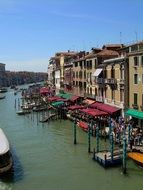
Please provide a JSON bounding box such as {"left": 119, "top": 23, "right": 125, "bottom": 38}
{"left": 85, "top": 53, "right": 97, "bottom": 59}
{"left": 102, "top": 44, "right": 123, "bottom": 49}
{"left": 96, "top": 49, "right": 119, "bottom": 57}
{"left": 55, "top": 52, "right": 78, "bottom": 57}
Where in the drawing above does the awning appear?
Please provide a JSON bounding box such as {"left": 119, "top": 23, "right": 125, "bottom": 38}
{"left": 51, "top": 101, "right": 64, "bottom": 107}
{"left": 92, "top": 69, "right": 102, "bottom": 77}
{"left": 125, "top": 109, "right": 143, "bottom": 119}
{"left": 40, "top": 87, "right": 49, "bottom": 94}
{"left": 79, "top": 108, "right": 108, "bottom": 117}
{"left": 57, "top": 93, "right": 72, "bottom": 99}
{"left": 68, "top": 105, "right": 84, "bottom": 110}
{"left": 70, "top": 95, "right": 80, "bottom": 102}
{"left": 83, "top": 99, "right": 95, "bottom": 105}
{"left": 90, "top": 102, "right": 120, "bottom": 115}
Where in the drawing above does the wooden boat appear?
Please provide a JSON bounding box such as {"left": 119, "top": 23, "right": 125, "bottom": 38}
{"left": 0, "top": 95, "right": 5, "bottom": 100}
{"left": 0, "top": 128, "right": 13, "bottom": 174}
{"left": 16, "top": 110, "right": 31, "bottom": 115}
{"left": 0, "top": 88, "right": 7, "bottom": 93}
{"left": 77, "top": 121, "right": 88, "bottom": 132}
{"left": 128, "top": 152, "right": 143, "bottom": 168}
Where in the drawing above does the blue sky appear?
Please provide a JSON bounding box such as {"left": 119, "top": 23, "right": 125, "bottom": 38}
{"left": 0, "top": 0, "right": 143, "bottom": 72}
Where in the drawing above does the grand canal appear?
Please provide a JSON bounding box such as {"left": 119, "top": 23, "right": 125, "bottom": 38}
{"left": 0, "top": 88, "right": 143, "bottom": 190}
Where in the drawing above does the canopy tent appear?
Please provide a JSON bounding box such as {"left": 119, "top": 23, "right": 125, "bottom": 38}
{"left": 57, "top": 93, "right": 72, "bottom": 99}
{"left": 68, "top": 105, "right": 84, "bottom": 110}
{"left": 125, "top": 109, "right": 143, "bottom": 120}
{"left": 51, "top": 101, "right": 64, "bottom": 107}
{"left": 47, "top": 96, "right": 63, "bottom": 102}
{"left": 40, "top": 87, "right": 49, "bottom": 95}
{"left": 79, "top": 108, "right": 108, "bottom": 117}
{"left": 90, "top": 102, "right": 120, "bottom": 115}
{"left": 70, "top": 95, "right": 80, "bottom": 102}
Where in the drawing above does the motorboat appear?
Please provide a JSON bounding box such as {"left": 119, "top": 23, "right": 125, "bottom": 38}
{"left": 0, "top": 128, "right": 13, "bottom": 174}
{"left": 128, "top": 152, "right": 143, "bottom": 168}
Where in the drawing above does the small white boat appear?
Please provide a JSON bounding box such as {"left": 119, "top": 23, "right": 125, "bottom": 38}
{"left": 0, "top": 128, "right": 13, "bottom": 174}
{"left": 16, "top": 110, "right": 31, "bottom": 115}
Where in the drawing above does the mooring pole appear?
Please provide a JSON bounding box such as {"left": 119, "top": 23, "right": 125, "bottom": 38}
{"left": 18, "top": 98, "right": 20, "bottom": 110}
{"left": 93, "top": 148, "right": 95, "bottom": 160}
{"left": 122, "top": 137, "right": 127, "bottom": 174}
{"left": 96, "top": 125, "right": 99, "bottom": 153}
{"left": 110, "top": 132, "right": 114, "bottom": 161}
{"left": 88, "top": 123, "right": 91, "bottom": 153}
{"left": 128, "top": 124, "right": 131, "bottom": 145}
{"left": 14, "top": 99, "right": 16, "bottom": 109}
{"left": 74, "top": 119, "right": 77, "bottom": 145}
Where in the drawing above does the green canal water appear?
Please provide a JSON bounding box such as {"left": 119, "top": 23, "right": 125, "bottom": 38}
{"left": 0, "top": 89, "right": 143, "bottom": 190}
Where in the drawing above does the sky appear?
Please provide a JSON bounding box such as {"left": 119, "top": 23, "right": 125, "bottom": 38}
{"left": 0, "top": 0, "right": 143, "bottom": 72}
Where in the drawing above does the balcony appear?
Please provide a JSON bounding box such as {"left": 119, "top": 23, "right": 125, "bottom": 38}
{"left": 95, "top": 96, "right": 104, "bottom": 102}
{"left": 95, "top": 78, "right": 105, "bottom": 84}
{"left": 105, "top": 78, "right": 117, "bottom": 84}
{"left": 132, "top": 104, "right": 139, "bottom": 110}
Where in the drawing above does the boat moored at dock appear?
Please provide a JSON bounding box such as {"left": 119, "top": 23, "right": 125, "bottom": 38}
{"left": 0, "top": 128, "right": 13, "bottom": 174}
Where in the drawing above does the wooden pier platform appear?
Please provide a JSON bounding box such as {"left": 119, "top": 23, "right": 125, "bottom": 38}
{"left": 93, "top": 149, "right": 122, "bottom": 167}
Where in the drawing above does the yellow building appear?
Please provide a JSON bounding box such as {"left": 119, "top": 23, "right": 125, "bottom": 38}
{"left": 128, "top": 46, "right": 143, "bottom": 111}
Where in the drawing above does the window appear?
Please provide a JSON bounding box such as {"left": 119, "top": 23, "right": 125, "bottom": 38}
{"left": 120, "top": 89, "right": 124, "bottom": 102}
{"left": 76, "top": 72, "right": 78, "bottom": 78}
{"left": 84, "top": 60, "right": 86, "bottom": 68}
{"left": 134, "top": 74, "right": 138, "bottom": 84}
{"left": 111, "top": 90, "right": 114, "bottom": 100}
{"left": 73, "top": 81, "right": 75, "bottom": 86}
{"left": 94, "top": 59, "right": 97, "bottom": 69}
{"left": 90, "top": 60, "right": 92, "bottom": 69}
{"left": 134, "top": 56, "right": 139, "bottom": 66}
{"left": 141, "top": 56, "right": 143, "bottom": 67}
{"left": 84, "top": 70, "right": 86, "bottom": 79}
{"left": 111, "top": 67, "right": 115, "bottom": 78}
{"left": 73, "top": 72, "right": 75, "bottom": 78}
{"left": 134, "top": 93, "right": 138, "bottom": 105}
{"left": 142, "top": 94, "right": 143, "bottom": 105}
{"left": 120, "top": 65, "right": 124, "bottom": 80}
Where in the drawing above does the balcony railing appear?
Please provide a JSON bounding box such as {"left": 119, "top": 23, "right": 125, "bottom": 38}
{"left": 95, "top": 96, "right": 104, "bottom": 102}
{"left": 105, "top": 78, "right": 117, "bottom": 84}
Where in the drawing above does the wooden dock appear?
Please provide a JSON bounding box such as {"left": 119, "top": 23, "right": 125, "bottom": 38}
{"left": 93, "top": 149, "right": 123, "bottom": 167}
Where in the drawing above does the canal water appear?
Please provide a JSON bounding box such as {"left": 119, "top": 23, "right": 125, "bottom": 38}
{"left": 0, "top": 89, "right": 143, "bottom": 190}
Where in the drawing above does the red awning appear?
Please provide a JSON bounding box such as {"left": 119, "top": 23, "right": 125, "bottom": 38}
{"left": 90, "top": 102, "right": 120, "bottom": 115}
{"left": 79, "top": 108, "right": 108, "bottom": 117}
{"left": 70, "top": 96, "right": 80, "bottom": 102}
{"left": 68, "top": 105, "right": 84, "bottom": 110}
{"left": 47, "top": 96, "right": 62, "bottom": 102}
{"left": 40, "top": 87, "right": 49, "bottom": 94}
